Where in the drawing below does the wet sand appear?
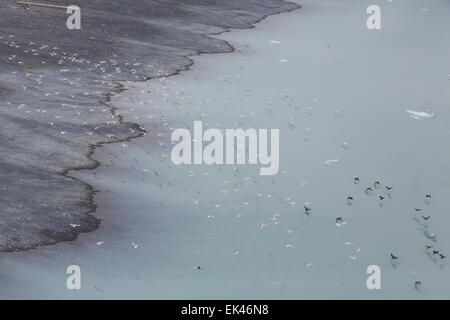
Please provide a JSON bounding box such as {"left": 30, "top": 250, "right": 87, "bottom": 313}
{"left": 1, "top": 0, "right": 450, "bottom": 299}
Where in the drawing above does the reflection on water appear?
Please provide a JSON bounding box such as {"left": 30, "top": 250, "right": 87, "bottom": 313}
{"left": 1, "top": 0, "right": 450, "bottom": 299}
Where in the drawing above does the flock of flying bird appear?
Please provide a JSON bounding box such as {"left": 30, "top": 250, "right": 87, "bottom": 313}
{"left": 3, "top": 28, "right": 447, "bottom": 295}
{"left": 305, "top": 176, "right": 447, "bottom": 274}
{"left": 104, "top": 42, "right": 450, "bottom": 294}
{"left": 108, "top": 59, "right": 450, "bottom": 295}
{"left": 345, "top": 178, "right": 445, "bottom": 291}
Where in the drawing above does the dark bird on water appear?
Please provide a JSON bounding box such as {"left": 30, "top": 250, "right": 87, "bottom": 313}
{"left": 414, "top": 281, "right": 422, "bottom": 289}
{"left": 440, "top": 254, "right": 446, "bottom": 259}
{"left": 366, "top": 187, "right": 373, "bottom": 194}
{"left": 425, "top": 194, "right": 432, "bottom": 199}
{"left": 336, "top": 217, "right": 344, "bottom": 223}
{"left": 425, "top": 245, "right": 434, "bottom": 249}
{"left": 304, "top": 206, "right": 311, "bottom": 212}
{"left": 390, "top": 253, "right": 399, "bottom": 260}
{"left": 354, "top": 177, "right": 360, "bottom": 184}
{"left": 379, "top": 196, "right": 384, "bottom": 200}
{"left": 347, "top": 196, "right": 354, "bottom": 206}
{"left": 414, "top": 208, "right": 422, "bottom": 212}
{"left": 421, "top": 216, "right": 431, "bottom": 221}
{"left": 433, "top": 250, "right": 439, "bottom": 255}
{"left": 374, "top": 181, "right": 381, "bottom": 188}
{"left": 385, "top": 186, "right": 393, "bottom": 190}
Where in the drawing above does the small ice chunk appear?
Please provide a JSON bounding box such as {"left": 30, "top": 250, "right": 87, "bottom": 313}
{"left": 325, "top": 159, "right": 339, "bottom": 165}
{"left": 406, "top": 109, "right": 433, "bottom": 119}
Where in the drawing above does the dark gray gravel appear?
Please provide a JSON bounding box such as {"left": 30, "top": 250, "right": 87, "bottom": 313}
{"left": 0, "top": 0, "right": 299, "bottom": 251}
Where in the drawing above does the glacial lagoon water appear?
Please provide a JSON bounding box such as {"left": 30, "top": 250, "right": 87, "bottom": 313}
{"left": 1, "top": 0, "right": 450, "bottom": 299}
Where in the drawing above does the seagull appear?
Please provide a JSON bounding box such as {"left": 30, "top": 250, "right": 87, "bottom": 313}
{"left": 94, "top": 285, "right": 104, "bottom": 293}
{"left": 257, "top": 222, "right": 268, "bottom": 228}
{"left": 131, "top": 242, "right": 139, "bottom": 249}
{"left": 390, "top": 253, "right": 399, "bottom": 260}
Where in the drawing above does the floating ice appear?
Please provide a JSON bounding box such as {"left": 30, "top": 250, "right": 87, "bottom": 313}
{"left": 406, "top": 109, "right": 433, "bottom": 120}
{"left": 325, "top": 159, "right": 339, "bottom": 165}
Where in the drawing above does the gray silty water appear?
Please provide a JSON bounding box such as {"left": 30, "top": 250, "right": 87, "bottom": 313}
{"left": 0, "top": 0, "right": 298, "bottom": 251}
{"left": 0, "top": 0, "right": 449, "bottom": 299}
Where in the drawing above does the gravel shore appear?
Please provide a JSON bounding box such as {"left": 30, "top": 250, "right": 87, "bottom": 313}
{"left": 0, "top": 0, "right": 299, "bottom": 251}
